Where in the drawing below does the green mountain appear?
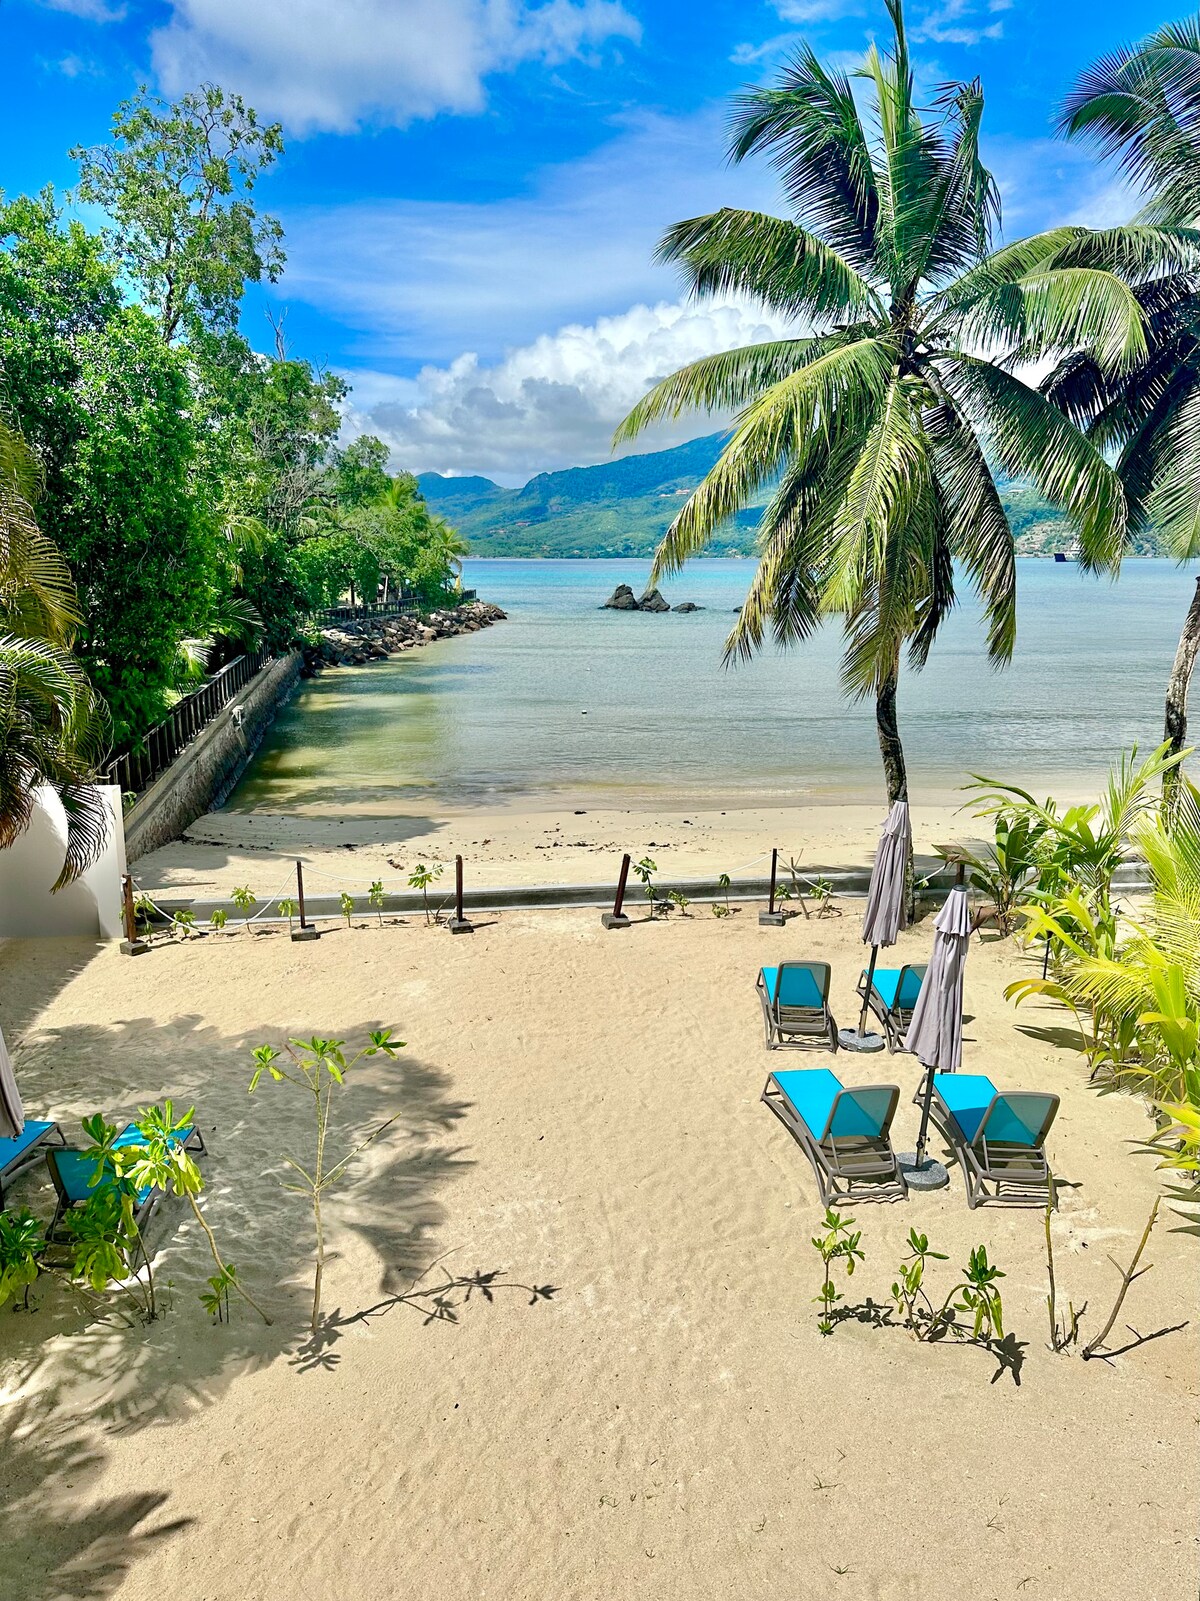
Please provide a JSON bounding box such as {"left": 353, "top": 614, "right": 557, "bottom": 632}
{"left": 418, "top": 434, "right": 1163, "bottom": 559}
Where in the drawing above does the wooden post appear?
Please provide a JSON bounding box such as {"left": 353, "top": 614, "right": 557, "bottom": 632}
{"left": 292, "top": 858, "right": 319, "bottom": 941}
{"left": 759, "top": 846, "right": 786, "bottom": 926}
{"left": 119, "top": 873, "right": 147, "bottom": 956}
{"left": 602, "top": 853, "right": 632, "bottom": 929}
{"left": 448, "top": 853, "right": 474, "bottom": 934}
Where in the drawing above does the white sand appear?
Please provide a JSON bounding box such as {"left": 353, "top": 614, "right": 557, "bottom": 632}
{"left": 0, "top": 908, "right": 1195, "bottom": 1600}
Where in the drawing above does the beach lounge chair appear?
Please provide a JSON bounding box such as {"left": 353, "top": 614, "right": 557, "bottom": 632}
{"left": 856, "top": 962, "right": 926, "bottom": 1051}
{"left": 757, "top": 962, "right": 838, "bottom": 1051}
{"left": 46, "top": 1119, "right": 205, "bottom": 1238}
{"left": 761, "top": 1067, "right": 907, "bottom": 1204}
{"left": 0, "top": 1121, "right": 66, "bottom": 1210}
{"left": 927, "top": 1073, "right": 1058, "bottom": 1208}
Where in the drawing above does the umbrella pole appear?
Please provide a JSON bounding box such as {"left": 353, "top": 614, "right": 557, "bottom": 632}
{"left": 858, "top": 944, "right": 881, "bottom": 1035}
{"left": 913, "top": 1064, "right": 936, "bottom": 1169}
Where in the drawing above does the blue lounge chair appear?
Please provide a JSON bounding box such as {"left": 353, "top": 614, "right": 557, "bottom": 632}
{"left": 856, "top": 962, "right": 927, "bottom": 1051}
{"left": 928, "top": 1073, "right": 1058, "bottom": 1208}
{"left": 757, "top": 962, "right": 838, "bottom": 1051}
{"left": 0, "top": 1121, "right": 66, "bottom": 1209}
{"left": 762, "top": 1066, "right": 906, "bottom": 1203}
{"left": 47, "top": 1119, "right": 205, "bottom": 1237}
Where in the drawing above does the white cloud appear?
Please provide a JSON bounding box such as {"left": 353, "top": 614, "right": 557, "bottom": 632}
{"left": 912, "top": 0, "right": 1003, "bottom": 46}
{"left": 37, "top": 0, "right": 125, "bottom": 18}
{"left": 277, "top": 109, "right": 779, "bottom": 363}
{"left": 771, "top": 0, "right": 862, "bottom": 20}
{"left": 343, "top": 298, "right": 798, "bottom": 484}
{"left": 150, "top": 0, "right": 641, "bottom": 135}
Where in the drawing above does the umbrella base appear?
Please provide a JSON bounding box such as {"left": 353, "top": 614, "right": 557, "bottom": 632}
{"left": 897, "top": 1152, "right": 950, "bottom": 1190}
{"left": 837, "top": 1028, "right": 886, "bottom": 1052}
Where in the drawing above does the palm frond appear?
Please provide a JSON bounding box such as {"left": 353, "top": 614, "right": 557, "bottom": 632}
{"left": 657, "top": 208, "right": 882, "bottom": 322}
{"left": 936, "top": 353, "right": 1128, "bottom": 571}
{"left": 1147, "top": 382, "right": 1200, "bottom": 556}
{"left": 614, "top": 337, "right": 823, "bottom": 445}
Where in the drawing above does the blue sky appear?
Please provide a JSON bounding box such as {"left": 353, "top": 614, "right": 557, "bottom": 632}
{"left": 3, "top": 0, "right": 1182, "bottom": 482}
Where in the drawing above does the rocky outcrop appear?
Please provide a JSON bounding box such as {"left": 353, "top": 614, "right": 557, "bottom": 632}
{"left": 303, "top": 600, "right": 508, "bottom": 673}
{"left": 601, "top": 584, "right": 699, "bottom": 613}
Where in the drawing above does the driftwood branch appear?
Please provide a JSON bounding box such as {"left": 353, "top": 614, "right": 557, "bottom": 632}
{"left": 1082, "top": 1198, "right": 1160, "bottom": 1361}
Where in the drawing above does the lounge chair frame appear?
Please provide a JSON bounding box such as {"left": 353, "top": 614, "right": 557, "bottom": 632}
{"left": 0, "top": 1121, "right": 66, "bottom": 1210}
{"left": 926, "top": 1081, "right": 1058, "bottom": 1209}
{"left": 46, "top": 1123, "right": 206, "bottom": 1239}
{"left": 761, "top": 1074, "right": 908, "bottom": 1204}
{"left": 756, "top": 962, "right": 838, "bottom": 1052}
{"left": 855, "top": 962, "right": 927, "bottom": 1052}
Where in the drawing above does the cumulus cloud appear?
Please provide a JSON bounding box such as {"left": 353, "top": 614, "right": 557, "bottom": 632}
{"left": 912, "top": 0, "right": 1004, "bottom": 46}
{"left": 38, "top": 0, "right": 125, "bottom": 18}
{"left": 150, "top": 0, "right": 641, "bottom": 134}
{"left": 343, "top": 298, "right": 798, "bottom": 485}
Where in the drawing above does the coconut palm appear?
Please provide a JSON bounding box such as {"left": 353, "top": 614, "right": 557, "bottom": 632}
{"left": 0, "top": 417, "right": 111, "bottom": 886}
{"left": 617, "top": 0, "right": 1190, "bottom": 801}
{"left": 1056, "top": 20, "right": 1200, "bottom": 797}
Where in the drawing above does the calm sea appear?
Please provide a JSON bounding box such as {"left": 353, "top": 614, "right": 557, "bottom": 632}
{"left": 228, "top": 557, "right": 1200, "bottom": 813}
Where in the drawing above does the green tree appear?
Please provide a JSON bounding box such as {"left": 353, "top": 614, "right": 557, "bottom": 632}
{"left": 72, "top": 83, "right": 285, "bottom": 344}
{"left": 0, "top": 193, "right": 213, "bottom": 740}
{"left": 617, "top": 1, "right": 1178, "bottom": 800}
{"left": 1056, "top": 20, "right": 1200, "bottom": 797}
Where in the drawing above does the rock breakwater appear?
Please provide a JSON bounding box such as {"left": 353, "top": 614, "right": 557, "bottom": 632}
{"left": 303, "top": 600, "right": 508, "bottom": 674}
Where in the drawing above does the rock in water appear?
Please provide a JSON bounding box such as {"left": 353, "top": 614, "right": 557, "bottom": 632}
{"left": 603, "top": 584, "right": 639, "bottom": 610}
{"left": 638, "top": 587, "right": 670, "bottom": 613}
{"left": 672, "top": 601, "right": 703, "bottom": 613}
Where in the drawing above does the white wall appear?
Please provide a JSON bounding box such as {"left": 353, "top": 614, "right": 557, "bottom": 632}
{"left": 0, "top": 786, "right": 126, "bottom": 939}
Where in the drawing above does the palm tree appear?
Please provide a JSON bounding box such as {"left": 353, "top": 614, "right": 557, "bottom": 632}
{"left": 617, "top": 0, "right": 1188, "bottom": 801}
{"left": 1057, "top": 20, "right": 1200, "bottom": 796}
{"left": 0, "top": 418, "right": 111, "bottom": 886}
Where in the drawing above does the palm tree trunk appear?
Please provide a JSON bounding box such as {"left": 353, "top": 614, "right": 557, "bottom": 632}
{"left": 875, "top": 668, "right": 908, "bottom": 804}
{"left": 1163, "top": 576, "right": 1200, "bottom": 814}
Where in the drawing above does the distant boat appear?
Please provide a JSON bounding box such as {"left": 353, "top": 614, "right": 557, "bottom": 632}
{"left": 1053, "top": 543, "right": 1082, "bottom": 563}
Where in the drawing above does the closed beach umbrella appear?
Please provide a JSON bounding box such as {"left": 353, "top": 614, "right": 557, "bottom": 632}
{"left": 842, "top": 799, "right": 911, "bottom": 1050}
{"left": 0, "top": 1025, "right": 24, "bottom": 1140}
{"left": 903, "top": 883, "right": 972, "bottom": 1183}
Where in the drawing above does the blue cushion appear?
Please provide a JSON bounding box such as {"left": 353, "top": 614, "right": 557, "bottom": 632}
{"left": 0, "top": 1120, "right": 55, "bottom": 1173}
{"left": 772, "top": 1069, "right": 891, "bottom": 1140}
{"left": 761, "top": 965, "right": 825, "bottom": 1009}
{"left": 933, "top": 1073, "right": 998, "bottom": 1143}
{"left": 867, "top": 967, "right": 923, "bottom": 1010}
{"left": 980, "top": 1095, "right": 1055, "bottom": 1147}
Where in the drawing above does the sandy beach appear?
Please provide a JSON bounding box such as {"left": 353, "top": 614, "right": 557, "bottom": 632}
{"left": 0, "top": 905, "right": 1195, "bottom": 1600}
{"left": 136, "top": 794, "right": 1061, "bottom": 901}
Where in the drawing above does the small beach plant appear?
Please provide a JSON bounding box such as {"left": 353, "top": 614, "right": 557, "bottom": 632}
{"left": 633, "top": 856, "right": 658, "bottom": 918}
{"left": 231, "top": 884, "right": 256, "bottom": 934}
{"left": 339, "top": 891, "right": 354, "bottom": 928}
{"left": 171, "top": 908, "right": 196, "bottom": 941}
{"left": 667, "top": 888, "right": 690, "bottom": 916}
{"left": 62, "top": 1182, "right": 155, "bottom": 1320}
{"left": 0, "top": 1208, "right": 45, "bottom": 1310}
{"left": 368, "top": 879, "right": 385, "bottom": 926}
{"left": 279, "top": 896, "right": 298, "bottom": 934}
{"left": 408, "top": 861, "right": 442, "bottom": 925}
{"left": 134, "top": 892, "right": 156, "bottom": 944}
{"left": 249, "top": 1030, "right": 402, "bottom": 1330}
{"left": 719, "top": 871, "right": 731, "bottom": 911}
{"left": 811, "top": 1208, "right": 863, "bottom": 1335}
{"left": 891, "top": 1233, "right": 1005, "bottom": 1344}
{"left": 1044, "top": 1190, "right": 1083, "bottom": 1352}
{"left": 100, "top": 1103, "right": 272, "bottom": 1325}
{"left": 209, "top": 907, "right": 228, "bottom": 935}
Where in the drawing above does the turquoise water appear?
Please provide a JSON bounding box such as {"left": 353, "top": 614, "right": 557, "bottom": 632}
{"left": 229, "top": 557, "right": 1200, "bottom": 812}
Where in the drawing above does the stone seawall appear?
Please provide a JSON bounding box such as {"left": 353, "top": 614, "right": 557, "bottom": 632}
{"left": 303, "top": 599, "right": 507, "bottom": 671}
{"left": 124, "top": 652, "right": 304, "bottom": 862}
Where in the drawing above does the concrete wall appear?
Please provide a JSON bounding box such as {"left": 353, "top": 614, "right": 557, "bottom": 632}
{"left": 124, "top": 652, "right": 303, "bottom": 862}
{"left": 0, "top": 785, "right": 125, "bottom": 938}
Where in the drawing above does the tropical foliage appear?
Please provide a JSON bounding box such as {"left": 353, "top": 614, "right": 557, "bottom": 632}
{"left": 617, "top": 0, "right": 1196, "bottom": 800}
{"left": 1054, "top": 20, "right": 1200, "bottom": 789}
{"left": 972, "top": 746, "right": 1200, "bottom": 1214}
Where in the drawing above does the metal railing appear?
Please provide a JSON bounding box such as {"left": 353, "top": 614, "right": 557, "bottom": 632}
{"left": 105, "top": 649, "right": 272, "bottom": 800}
{"left": 317, "top": 590, "right": 478, "bottom": 626}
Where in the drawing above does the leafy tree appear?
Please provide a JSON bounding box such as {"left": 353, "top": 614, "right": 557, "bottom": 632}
{"left": 617, "top": 0, "right": 1180, "bottom": 801}
{"left": 1056, "top": 21, "right": 1200, "bottom": 799}
{"left": 72, "top": 83, "right": 285, "bottom": 344}
{"left": 0, "top": 194, "right": 213, "bottom": 740}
